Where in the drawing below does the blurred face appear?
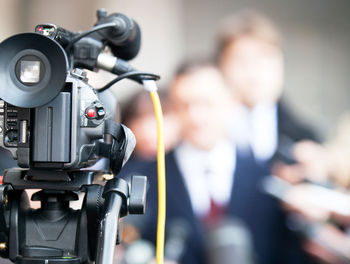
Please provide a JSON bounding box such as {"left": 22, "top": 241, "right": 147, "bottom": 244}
{"left": 128, "top": 114, "right": 158, "bottom": 158}
{"left": 170, "top": 67, "right": 231, "bottom": 150}
{"left": 220, "top": 36, "right": 284, "bottom": 107}
{"left": 129, "top": 112, "right": 180, "bottom": 159}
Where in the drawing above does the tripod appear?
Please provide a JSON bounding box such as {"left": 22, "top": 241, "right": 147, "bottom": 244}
{"left": 0, "top": 168, "right": 147, "bottom": 264}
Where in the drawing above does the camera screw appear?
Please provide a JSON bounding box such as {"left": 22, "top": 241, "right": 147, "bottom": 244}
{"left": 4, "top": 194, "right": 8, "bottom": 208}
{"left": 0, "top": 242, "right": 6, "bottom": 251}
{"left": 71, "top": 69, "right": 88, "bottom": 82}
{"left": 97, "top": 9, "right": 107, "bottom": 20}
{"left": 102, "top": 173, "right": 114, "bottom": 181}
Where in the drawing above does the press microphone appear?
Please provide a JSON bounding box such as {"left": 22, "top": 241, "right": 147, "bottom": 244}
{"left": 286, "top": 213, "right": 350, "bottom": 262}
{"left": 123, "top": 239, "right": 155, "bottom": 264}
{"left": 205, "top": 218, "right": 255, "bottom": 264}
{"left": 262, "top": 176, "right": 350, "bottom": 216}
{"left": 95, "top": 10, "right": 141, "bottom": 60}
{"left": 164, "top": 219, "right": 190, "bottom": 262}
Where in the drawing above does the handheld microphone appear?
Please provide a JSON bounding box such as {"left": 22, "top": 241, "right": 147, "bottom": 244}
{"left": 205, "top": 218, "right": 255, "bottom": 264}
{"left": 164, "top": 219, "right": 190, "bottom": 262}
{"left": 124, "top": 240, "right": 155, "bottom": 264}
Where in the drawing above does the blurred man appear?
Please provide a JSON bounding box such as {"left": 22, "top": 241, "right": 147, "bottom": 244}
{"left": 217, "top": 11, "right": 319, "bottom": 164}
{"left": 216, "top": 12, "right": 328, "bottom": 264}
{"left": 268, "top": 114, "right": 350, "bottom": 263}
{"left": 137, "top": 62, "right": 307, "bottom": 264}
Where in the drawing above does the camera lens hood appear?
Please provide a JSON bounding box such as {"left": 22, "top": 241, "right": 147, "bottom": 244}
{"left": 0, "top": 33, "right": 68, "bottom": 108}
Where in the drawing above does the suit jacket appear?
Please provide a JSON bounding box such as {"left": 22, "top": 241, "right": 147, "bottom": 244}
{"left": 136, "top": 149, "right": 313, "bottom": 264}
{"left": 277, "top": 101, "right": 319, "bottom": 143}
{"left": 274, "top": 101, "right": 320, "bottom": 164}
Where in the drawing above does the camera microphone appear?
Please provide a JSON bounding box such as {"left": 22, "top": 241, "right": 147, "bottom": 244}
{"left": 96, "top": 11, "right": 141, "bottom": 60}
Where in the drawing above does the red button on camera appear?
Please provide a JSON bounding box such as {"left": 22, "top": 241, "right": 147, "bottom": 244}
{"left": 86, "top": 108, "right": 96, "bottom": 118}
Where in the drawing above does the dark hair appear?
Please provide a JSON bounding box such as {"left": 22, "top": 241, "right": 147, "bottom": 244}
{"left": 174, "top": 58, "right": 217, "bottom": 78}
{"left": 121, "top": 89, "right": 169, "bottom": 125}
{"left": 216, "top": 11, "right": 281, "bottom": 59}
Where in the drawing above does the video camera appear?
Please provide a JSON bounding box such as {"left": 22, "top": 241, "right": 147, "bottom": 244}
{"left": 0, "top": 9, "right": 158, "bottom": 264}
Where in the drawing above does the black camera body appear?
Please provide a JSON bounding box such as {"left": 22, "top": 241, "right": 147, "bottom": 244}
{"left": 0, "top": 75, "right": 105, "bottom": 169}
{"left": 0, "top": 33, "right": 107, "bottom": 171}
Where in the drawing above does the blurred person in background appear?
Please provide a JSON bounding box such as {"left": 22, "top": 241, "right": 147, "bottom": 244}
{"left": 119, "top": 90, "right": 180, "bottom": 178}
{"left": 282, "top": 113, "right": 350, "bottom": 186}
{"left": 267, "top": 113, "right": 350, "bottom": 263}
{"left": 131, "top": 61, "right": 313, "bottom": 264}
{"left": 217, "top": 11, "right": 320, "bottom": 166}
{"left": 215, "top": 11, "right": 323, "bottom": 264}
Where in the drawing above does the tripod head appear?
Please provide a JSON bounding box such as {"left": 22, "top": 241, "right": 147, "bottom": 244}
{"left": 0, "top": 169, "right": 147, "bottom": 264}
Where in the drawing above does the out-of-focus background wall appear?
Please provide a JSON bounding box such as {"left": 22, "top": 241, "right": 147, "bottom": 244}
{"left": 0, "top": 0, "right": 349, "bottom": 138}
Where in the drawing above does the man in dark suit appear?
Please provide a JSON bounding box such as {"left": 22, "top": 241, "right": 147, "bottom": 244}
{"left": 142, "top": 150, "right": 298, "bottom": 264}
{"left": 129, "top": 62, "right": 312, "bottom": 264}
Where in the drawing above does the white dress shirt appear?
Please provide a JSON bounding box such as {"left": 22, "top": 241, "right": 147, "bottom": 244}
{"left": 230, "top": 103, "right": 278, "bottom": 162}
{"left": 174, "top": 140, "right": 236, "bottom": 217}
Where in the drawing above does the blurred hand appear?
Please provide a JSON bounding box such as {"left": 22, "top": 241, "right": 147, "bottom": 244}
{"left": 272, "top": 162, "right": 305, "bottom": 184}
{"left": 304, "top": 224, "right": 350, "bottom": 264}
{"left": 293, "top": 140, "right": 330, "bottom": 183}
{"left": 282, "top": 183, "right": 350, "bottom": 223}
{"left": 273, "top": 140, "right": 330, "bottom": 184}
{"left": 282, "top": 184, "right": 330, "bottom": 221}
{"left": 331, "top": 212, "right": 350, "bottom": 227}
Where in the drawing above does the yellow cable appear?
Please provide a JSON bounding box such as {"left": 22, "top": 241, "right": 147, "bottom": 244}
{"left": 150, "top": 91, "right": 166, "bottom": 264}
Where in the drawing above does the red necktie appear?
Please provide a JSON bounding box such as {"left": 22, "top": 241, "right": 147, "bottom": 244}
{"left": 201, "top": 167, "right": 225, "bottom": 227}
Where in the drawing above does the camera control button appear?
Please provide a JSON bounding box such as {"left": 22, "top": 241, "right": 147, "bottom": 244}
{"left": 86, "top": 108, "right": 96, "bottom": 118}
{"left": 7, "top": 112, "right": 17, "bottom": 118}
{"left": 97, "top": 108, "right": 105, "bottom": 117}
{"left": 7, "top": 121, "right": 17, "bottom": 127}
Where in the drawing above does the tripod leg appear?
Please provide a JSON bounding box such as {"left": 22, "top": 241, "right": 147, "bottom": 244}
{"left": 95, "top": 193, "right": 123, "bottom": 264}
{"left": 93, "top": 176, "right": 147, "bottom": 264}
{"left": 9, "top": 190, "right": 29, "bottom": 262}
